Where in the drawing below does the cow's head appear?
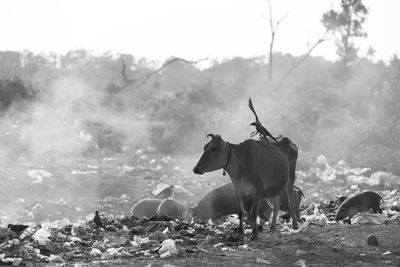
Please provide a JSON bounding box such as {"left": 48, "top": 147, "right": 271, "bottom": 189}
{"left": 193, "top": 134, "right": 231, "bottom": 175}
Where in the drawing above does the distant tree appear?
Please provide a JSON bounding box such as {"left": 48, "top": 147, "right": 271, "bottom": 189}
{"left": 266, "top": 0, "right": 287, "bottom": 82}
{"left": 322, "top": 0, "right": 368, "bottom": 74}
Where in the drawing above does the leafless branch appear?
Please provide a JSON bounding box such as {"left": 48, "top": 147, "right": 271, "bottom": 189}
{"left": 275, "top": 31, "right": 330, "bottom": 90}
{"left": 116, "top": 56, "right": 208, "bottom": 93}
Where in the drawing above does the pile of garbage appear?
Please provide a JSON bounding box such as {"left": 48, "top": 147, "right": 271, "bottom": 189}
{"left": 1, "top": 201, "right": 399, "bottom": 266}
{"left": 307, "top": 155, "right": 400, "bottom": 188}
{"left": 0, "top": 213, "right": 248, "bottom": 265}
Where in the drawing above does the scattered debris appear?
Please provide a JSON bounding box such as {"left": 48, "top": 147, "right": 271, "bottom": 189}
{"left": 296, "top": 249, "right": 307, "bottom": 256}
{"left": 294, "top": 259, "right": 307, "bottom": 267}
{"left": 256, "top": 257, "right": 271, "bottom": 264}
{"left": 367, "top": 235, "right": 379, "bottom": 246}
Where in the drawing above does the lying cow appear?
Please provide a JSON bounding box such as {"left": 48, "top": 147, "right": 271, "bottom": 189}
{"left": 131, "top": 198, "right": 191, "bottom": 221}
{"left": 192, "top": 182, "right": 304, "bottom": 225}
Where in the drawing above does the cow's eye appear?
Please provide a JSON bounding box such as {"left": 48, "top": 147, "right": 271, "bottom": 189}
{"left": 210, "top": 147, "right": 216, "bottom": 151}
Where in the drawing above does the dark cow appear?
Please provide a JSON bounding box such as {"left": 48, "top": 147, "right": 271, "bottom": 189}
{"left": 193, "top": 134, "right": 297, "bottom": 240}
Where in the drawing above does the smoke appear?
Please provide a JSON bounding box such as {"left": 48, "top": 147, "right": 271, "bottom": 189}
{"left": 0, "top": 71, "right": 155, "bottom": 223}
{"left": 0, "top": 74, "right": 151, "bottom": 163}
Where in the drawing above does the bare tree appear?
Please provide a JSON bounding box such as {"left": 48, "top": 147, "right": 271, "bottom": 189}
{"left": 266, "top": 0, "right": 288, "bottom": 81}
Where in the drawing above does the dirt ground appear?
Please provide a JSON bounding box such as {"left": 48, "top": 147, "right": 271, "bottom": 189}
{"left": 62, "top": 220, "right": 399, "bottom": 267}
{"left": 1, "top": 153, "right": 400, "bottom": 266}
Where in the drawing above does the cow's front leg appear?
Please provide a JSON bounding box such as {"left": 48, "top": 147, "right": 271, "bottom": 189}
{"left": 235, "top": 191, "right": 245, "bottom": 235}
{"left": 250, "top": 192, "right": 261, "bottom": 240}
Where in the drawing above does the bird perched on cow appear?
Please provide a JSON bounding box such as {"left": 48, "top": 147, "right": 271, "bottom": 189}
{"left": 93, "top": 211, "right": 106, "bottom": 230}
{"left": 7, "top": 224, "right": 29, "bottom": 235}
{"left": 248, "top": 98, "right": 278, "bottom": 144}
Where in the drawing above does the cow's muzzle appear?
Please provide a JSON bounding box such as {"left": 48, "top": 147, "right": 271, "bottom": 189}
{"left": 193, "top": 166, "right": 204, "bottom": 175}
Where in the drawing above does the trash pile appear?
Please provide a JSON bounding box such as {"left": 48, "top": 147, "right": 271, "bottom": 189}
{"left": 307, "top": 155, "right": 400, "bottom": 188}
{"left": 296, "top": 155, "right": 400, "bottom": 206}
{"left": 1, "top": 199, "right": 399, "bottom": 266}
{"left": 1, "top": 147, "right": 400, "bottom": 265}
{"left": 0, "top": 213, "right": 248, "bottom": 265}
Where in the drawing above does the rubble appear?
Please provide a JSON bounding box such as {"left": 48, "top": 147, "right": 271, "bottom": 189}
{"left": 1, "top": 148, "right": 399, "bottom": 266}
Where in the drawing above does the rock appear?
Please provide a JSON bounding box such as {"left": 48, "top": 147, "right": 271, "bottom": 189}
{"left": 367, "top": 235, "right": 379, "bottom": 246}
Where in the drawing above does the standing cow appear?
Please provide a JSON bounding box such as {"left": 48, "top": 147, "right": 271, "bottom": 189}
{"left": 193, "top": 134, "right": 297, "bottom": 240}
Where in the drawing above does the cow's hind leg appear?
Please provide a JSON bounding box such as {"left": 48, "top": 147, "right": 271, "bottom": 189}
{"left": 270, "top": 196, "right": 280, "bottom": 231}
{"left": 250, "top": 192, "right": 261, "bottom": 240}
{"left": 235, "top": 191, "right": 246, "bottom": 235}
{"left": 286, "top": 185, "right": 299, "bottom": 230}
{"left": 293, "top": 188, "right": 301, "bottom": 222}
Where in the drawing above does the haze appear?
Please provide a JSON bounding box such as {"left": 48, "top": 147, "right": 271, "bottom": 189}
{"left": 1, "top": 0, "right": 399, "bottom": 62}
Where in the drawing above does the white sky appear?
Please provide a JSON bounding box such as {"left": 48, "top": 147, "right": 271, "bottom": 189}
{"left": 1, "top": 0, "right": 399, "bottom": 62}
